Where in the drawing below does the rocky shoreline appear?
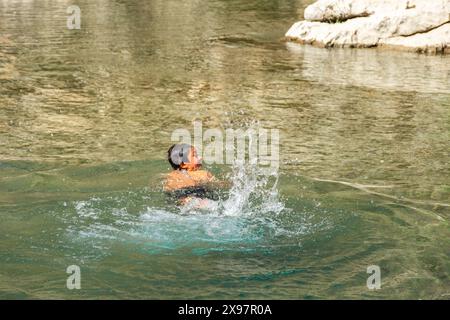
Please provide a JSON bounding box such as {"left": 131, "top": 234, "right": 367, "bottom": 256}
{"left": 285, "top": 0, "right": 450, "bottom": 54}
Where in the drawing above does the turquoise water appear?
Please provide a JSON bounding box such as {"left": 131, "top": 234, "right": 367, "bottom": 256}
{"left": 0, "top": 0, "right": 449, "bottom": 299}
{"left": 1, "top": 159, "right": 448, "bottom": 299}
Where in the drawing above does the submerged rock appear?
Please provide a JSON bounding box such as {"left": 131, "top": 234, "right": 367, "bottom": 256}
{"left": 285, "top": 0, "right": 450, "bottom": 53}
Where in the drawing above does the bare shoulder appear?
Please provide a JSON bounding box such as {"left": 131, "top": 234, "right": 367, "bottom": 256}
{"left": 163, "top": 170, "right": 217, "bottom": 192}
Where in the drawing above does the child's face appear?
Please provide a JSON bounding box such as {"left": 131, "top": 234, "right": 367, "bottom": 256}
{"left": 180, "top": 147, "right": 202, "bottom": 170}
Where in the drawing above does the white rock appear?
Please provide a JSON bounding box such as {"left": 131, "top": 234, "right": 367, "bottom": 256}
{"left": 286, "top": 0, "right": 450, "bottom": 53}
{"left": 304, "top": 0, "right": 417, "bottom": 22}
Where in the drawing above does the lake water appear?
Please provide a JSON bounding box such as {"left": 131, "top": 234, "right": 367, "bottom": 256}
{"left": 0, "top": 0, "right": 449, "bottom": 299}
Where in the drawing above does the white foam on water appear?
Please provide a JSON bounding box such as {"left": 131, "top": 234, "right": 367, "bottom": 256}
{"left": 221, "top": 163, "right": 284, "bottom": 217}
{"left": 63, "top": 161, "right": 319, "bottom": 254}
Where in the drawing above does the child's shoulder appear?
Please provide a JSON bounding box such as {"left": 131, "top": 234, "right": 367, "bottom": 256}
{"left": 166, "top": 169, "right": 210, "bottom": 177}
{"left": 164, "top": 170, "right": 191, "bottom": 192}
{"left": 164, "top": 170, "right": 214, "bottom": 191}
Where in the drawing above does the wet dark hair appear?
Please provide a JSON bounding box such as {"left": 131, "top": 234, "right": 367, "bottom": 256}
{"left": 167, "top": 143, "right": 192, "bottom": 170}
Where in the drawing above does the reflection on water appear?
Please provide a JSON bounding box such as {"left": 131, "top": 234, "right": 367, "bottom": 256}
{"left": 286, "top": 43, "right": 450, "bottom": 93}
{"left": 0, "top": 0, "right": 449, "bottom": 299}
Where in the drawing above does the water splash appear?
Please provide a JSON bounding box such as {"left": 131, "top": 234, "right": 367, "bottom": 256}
{"left": 219, "top": 162, "right": 284, "bottom": 217}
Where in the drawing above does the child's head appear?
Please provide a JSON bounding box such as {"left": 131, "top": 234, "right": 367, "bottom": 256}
{"left": 168, "top": 143, "right": 202, "bottom": 171}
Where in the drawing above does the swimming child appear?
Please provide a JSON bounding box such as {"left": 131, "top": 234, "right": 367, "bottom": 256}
{"left": 163, "top": 143, "right": 225, "bottom": 208}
